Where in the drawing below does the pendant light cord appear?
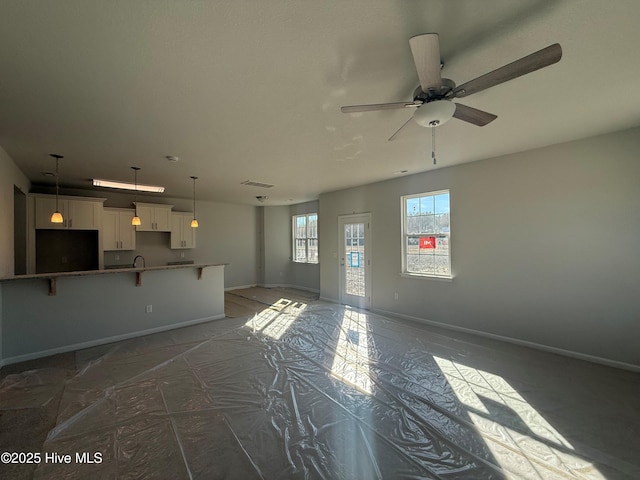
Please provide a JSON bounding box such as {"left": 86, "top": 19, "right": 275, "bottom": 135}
{"left": 191, "top": 176, "right": 198, "bottom": 219}
{"left": 50, "top": 154, "right": 64, "bottom": 212}
{"left": 132, "top": 167, "right": 139, "bottom": 203}
{"left": 55, "top": 157, "right": 60, "bottom": 210}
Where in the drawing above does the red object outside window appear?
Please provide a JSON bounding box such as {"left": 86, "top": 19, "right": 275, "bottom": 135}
{"left": 419, "top": 237, "right": 436, "bottom": 249}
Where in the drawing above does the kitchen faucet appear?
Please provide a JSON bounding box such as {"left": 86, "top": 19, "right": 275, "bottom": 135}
{"left": 132, "top": 255, "right": 146, "bottom": 268}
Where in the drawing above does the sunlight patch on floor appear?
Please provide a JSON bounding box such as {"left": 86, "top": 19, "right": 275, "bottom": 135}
{"left": 330, "top": 308, "right": 372, "bottom": 395}
{"left": 244, "top": 298, "right": 307, "bottom": 340}
{"left": 433, "top": 356, "right": 605, "bottom": 479}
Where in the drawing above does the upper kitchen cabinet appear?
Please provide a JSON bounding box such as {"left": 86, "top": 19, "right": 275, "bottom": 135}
{"left": 34, "top": 195, "right": 105, "bottom": 230}
{"left": 170, "top": 212, "right": 196, "bottom": 249}
{"left": 103, "top": 208, "right": 136, "bottom": 251}
{"left": 134, "top": 202, "right": 173, "bottom": 232}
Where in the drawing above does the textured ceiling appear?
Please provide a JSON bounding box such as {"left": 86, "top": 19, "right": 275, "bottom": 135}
{"left": 1, "top": 0, "right": 639, "bottom": 205}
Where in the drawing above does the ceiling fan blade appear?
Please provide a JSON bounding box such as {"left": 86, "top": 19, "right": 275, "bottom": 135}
{"left": 409, "top": 33, "right": 442, "bottom": 92}
{"left": 452, "top": 103, "right": 497, "bottom": 126}
{"left": 341, "top": 101, "right": 421, "bottom": 113}
{"left": 451, "top": 43, "right": 562, "bottom": 98}
{"left": 388, "top": 116, "right": 415, "bottom": 142}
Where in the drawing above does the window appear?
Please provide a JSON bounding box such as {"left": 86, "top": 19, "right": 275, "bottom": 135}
{"left": 402, "top": 190, "right": 451, "bottom": 278}
{"left": 293, "top": 213, "right": 318, "bottom": 263}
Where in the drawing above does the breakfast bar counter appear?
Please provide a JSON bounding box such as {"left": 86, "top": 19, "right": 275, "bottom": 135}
{"left": 0, "top": 263, "right": 228, "bottom": 295}
{"left": 0, "top": 264, "right": 227, "bottom": 366}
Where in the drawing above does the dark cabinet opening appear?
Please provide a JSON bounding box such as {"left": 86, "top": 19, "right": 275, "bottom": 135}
{"left": 36, "top": 230, "right": 99, "bottom": 273}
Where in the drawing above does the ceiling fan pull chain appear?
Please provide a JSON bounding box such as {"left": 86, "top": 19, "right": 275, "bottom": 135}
{"left": 432, "top": 126, "right": 437, "bottom": 165}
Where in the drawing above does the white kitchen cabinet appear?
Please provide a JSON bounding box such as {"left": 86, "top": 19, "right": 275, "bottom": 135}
{"left": 34, "top": 195, "right": 104, "bottom": 230}
{"left": 170, "top": 212, "right": 196, "bottom": 249}
{"left": 134, "top": 202, "right": 173, "bottom": 232}
{"left": 103, "top": 208, "right": 136, "bottom": 250}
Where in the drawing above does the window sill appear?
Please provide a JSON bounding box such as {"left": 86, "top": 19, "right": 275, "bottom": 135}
{"left": 400, "top": 273, "right": 453, "bottom": 282}
{"left": 292, "top": 261, "right": 319, "bottom": 265}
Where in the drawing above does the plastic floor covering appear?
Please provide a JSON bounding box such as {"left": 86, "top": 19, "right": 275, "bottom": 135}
{"left": 1, "top": 298, "right": 639, "bottom": 479}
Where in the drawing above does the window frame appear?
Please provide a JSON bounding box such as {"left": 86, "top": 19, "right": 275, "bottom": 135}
{"left": 401, "top": 189, "right": 452, "bottom": 280}
{"left": 292, "top": 213, "right": 318, "bottom": 264}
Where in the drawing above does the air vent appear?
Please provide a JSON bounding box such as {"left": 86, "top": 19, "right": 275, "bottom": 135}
{"left": 241, "top": 180, "right": 275, "bottom": 189}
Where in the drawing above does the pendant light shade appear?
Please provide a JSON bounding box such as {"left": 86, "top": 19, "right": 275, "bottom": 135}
{"left": 190, "top": 176, "right": 199, "bottom": 228}
{"left": 131, "top": 167, "right": 141, "bottom": 226}
{"left": 50, "top": 211, "right": 64, "bottom": 223}
{"left": 50, "top": 154, "right": 64, "bottom": 223}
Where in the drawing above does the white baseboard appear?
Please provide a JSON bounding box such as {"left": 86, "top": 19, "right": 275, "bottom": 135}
{"left": 370, "top": 307, "right": 640, "bottom": 373}
{"left": 224, "top": 284, "right": 257, "bottom": 291}
{"left": 225, "top": 284, "right": 320, "bottom": 294}
{"left": 0, "top": 313, "right": 225, "bottom": 368}
{"left": 319, "top": 296, "right": 338, "bottom": 304}
{"left": 260, "top": 283, "right": 320, "bottom": 294}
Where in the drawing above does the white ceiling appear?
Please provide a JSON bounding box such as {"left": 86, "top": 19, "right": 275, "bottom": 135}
{"left": 1, "top": 0, "right": 639, "bottom": 206}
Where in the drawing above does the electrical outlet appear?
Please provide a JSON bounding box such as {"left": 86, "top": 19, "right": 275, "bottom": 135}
{"left": 115, "top": 254, "right": 120, "bottom": 261}
{"left": 145, "top": 305, "right": 153, "bottom": 313}
{"left": 181, "top": 252, "right": 185, "bottom": 258}
{"left": 394, "top": 292, "right": 399, "bottom": 300}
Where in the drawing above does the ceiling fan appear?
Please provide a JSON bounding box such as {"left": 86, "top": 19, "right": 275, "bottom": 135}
{"left": 341, "top": 34, "right": 562, "bottom": 141}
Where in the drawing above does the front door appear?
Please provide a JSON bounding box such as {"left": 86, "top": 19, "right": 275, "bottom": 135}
{"left": 338, "top": 214, "right": 371, "bottom": 308}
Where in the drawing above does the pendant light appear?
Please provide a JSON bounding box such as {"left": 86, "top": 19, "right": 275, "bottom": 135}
{"left": 50, "top": 154, "right": 64, "bottom": 223}
{"left": 131, "top": 167, "right": 142, "bottom": 226}
{"left": 190, "top": 176, "right": 199, "bottom": 228}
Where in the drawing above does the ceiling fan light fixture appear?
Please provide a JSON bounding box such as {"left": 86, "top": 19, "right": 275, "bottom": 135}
{"left": 413, "top": 100, "right": 455, "bottom": 127}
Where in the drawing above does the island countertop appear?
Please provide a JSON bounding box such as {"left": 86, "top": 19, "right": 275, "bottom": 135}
{"left": 0, "top": 263, "right": 228, "bottom": 282}
{"left": 0, "top": 263, "right": 228, "bottom": 296}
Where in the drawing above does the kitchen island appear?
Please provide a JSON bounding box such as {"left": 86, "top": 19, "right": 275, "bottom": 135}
{"left": 0, "top": 264, "right": 226, "bottom": 366}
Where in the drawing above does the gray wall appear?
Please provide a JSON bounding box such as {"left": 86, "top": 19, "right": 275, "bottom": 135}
{"left": 0, "top": 145, "right": 30, "bottom": 277}
{"left": 0, "top": 147, "right": 30, "bottom": 365}
{"left": 262, "top": 205, "right": 292, "bottom": 286}
{"left": 13, "top": 186, "right": 27, "bottom": 275}
{"left": 259, "top": 201, "right": 320, "bottom": 292}
{"left": 319, "top": 127, "right": 640, "bottom": 369}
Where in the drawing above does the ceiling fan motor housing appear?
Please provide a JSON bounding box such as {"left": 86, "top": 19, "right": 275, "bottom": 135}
{"left": 413, "top": 100, "right": 456, "bottom": 127}
{"left": 412, "top": 78, "right": 455, "bottom": 102}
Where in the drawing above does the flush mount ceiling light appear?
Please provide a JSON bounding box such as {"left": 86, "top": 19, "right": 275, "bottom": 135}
{"left": 190, "top": 176, "right": 199, "bottom": 228}
{"left": 50, "top": 154, "right": 64, "bottom": 224}
{"left": 92, "top": 179, "right": 165, "bottom": 193}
